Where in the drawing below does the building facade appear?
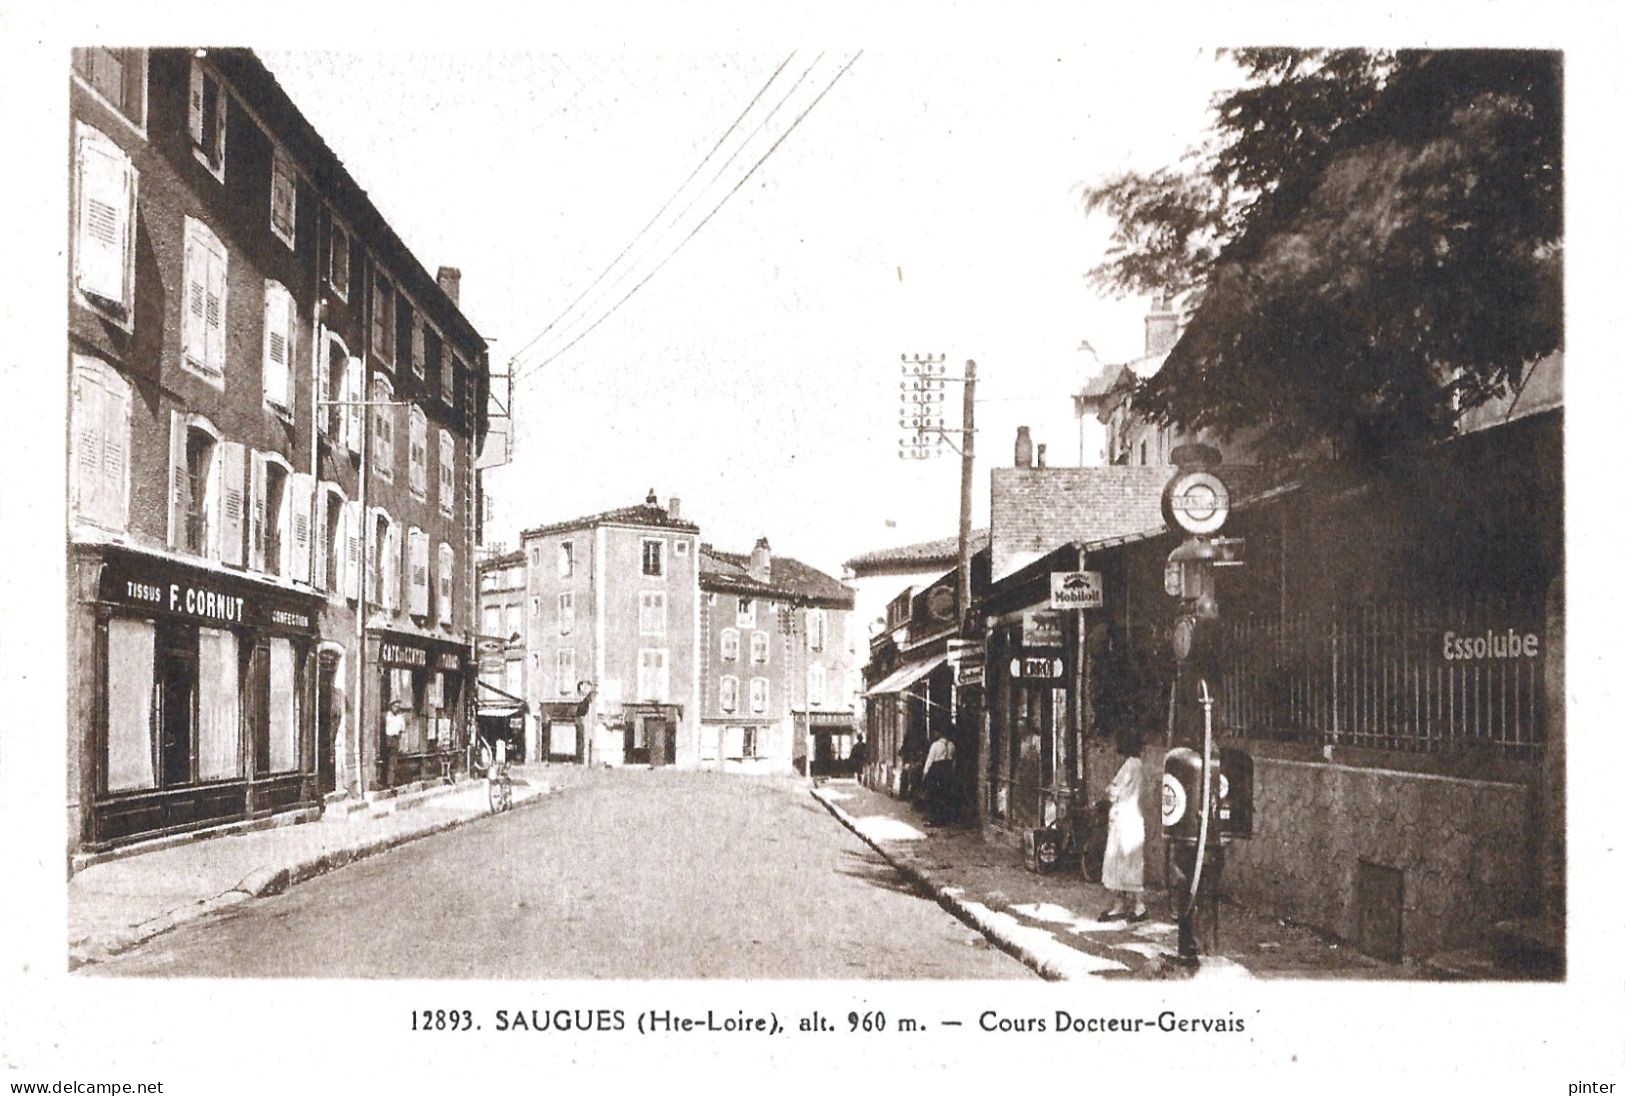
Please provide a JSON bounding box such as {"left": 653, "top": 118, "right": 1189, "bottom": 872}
{"left": 67, "top": 48, "right": 488, "bottom": 856}
{"left": 697, "top": 539, "right": 857, "bottom": 774}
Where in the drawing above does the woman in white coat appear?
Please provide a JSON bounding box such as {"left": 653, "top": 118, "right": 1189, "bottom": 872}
{"left": 1100, "top": 730, "right": 1148, "bottom": 922}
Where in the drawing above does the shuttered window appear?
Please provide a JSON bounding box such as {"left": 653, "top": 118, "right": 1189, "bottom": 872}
{"left": 409, "top": 406, "right": 428, "bottom": 499}
{"left": 328, "top": 221, "right": 350, "bottom": 301}
{"left": 408, "top": 527, "right": 430, "bottom": 618}
{"left": 169, "top": 415, "right": 221, "bottom": 558}
{"left": 69, "top": 354, "right": 131, "bottom": 532}
{"left": 638, "top": 649, "right": 670, "bottom": 703}
{"left": 72, "top": 48, "right": 147, "bottom": 128}
{"left": 639, "top": 591, "right": 666, "bottom": 636}
{"left": 438, "top": 543, "right": 454, "bottom": 626}
{"left": 73, "top": 124, "right": 136, "bottom": 319}
{"left": 181, "top": 217, "right": 227, "bottom": 382}
{"left": 371, "top": 274, "right": 395, "bottom": 367}
{"left": 187, "top": 59, "right": 226, "bottom": 180}
{"left": 217, "top": 441, "right": 245, "bottom": 567}
{"left": 262, "top": 280, "right": 295, "bottom": 413}
{"left": 808, "top": 663, "right": 826, "bottom": 707}
{"left": 371, "top": 376, "right": 394, "bottom": 481}
{"left": 344, "top": 356, "right": 364, "bottom": 456}
{"left": 288, "top": 472, "right": 314, "bottom": 584}
{"left": 438, "top": 429, "right": 456, "bottom": 516}
{"left": 443, "top": 352, "right": 458, "bottom": 406}
{"left": 269, "top": 145, "right": 296, "bottom": 248}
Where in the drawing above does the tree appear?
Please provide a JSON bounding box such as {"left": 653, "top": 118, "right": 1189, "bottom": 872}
{"left": 1083, "top": 50, "right": 1562, "bottom": 465}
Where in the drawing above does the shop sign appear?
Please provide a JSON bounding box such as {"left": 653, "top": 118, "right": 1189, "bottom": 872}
{"left": 1009, "top": 656, "right": 1064, "bottom": 679}
{"left": 1441, "top": 628, "right": 1541, "bottom": 661}
{"left": 1049, "top": 571, "right": 1102, "bottom": 610}
{"left": 98, "top": 554, "right": 315, "bottom": 634}
{"left": 926, "top": 586, "right": 957, "bottom": 623}
{"left": 1022, "top": 611, "right": 1063, "bottom": 649}
{"left": 957, "top": 661, "right": 985, "bottom": 687}
{"left": 378, "top": 641, "right": 429, "bottom": 667}
{"left": 437, "top": 652, "right": 465, "bottom": 672}
{"left": 1164, "top": 469, "right": 1230, "bottom": 535}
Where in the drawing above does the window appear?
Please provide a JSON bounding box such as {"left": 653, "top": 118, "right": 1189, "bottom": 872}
{"left": 482, "top": 604, "right": 500, "bottom": 637}
{"left": 556, "top": 649, "right": 576, "bottom": 696}
{"left": 328, "top": 221, "right": 350, "bottom": 301}
{"left": 265, "top": 638, "right": 300, "bottom": 772}
{"left": 409, "top": 406, "right": 428, "bottom": 499}
{"left": 504, "top": 603, "right": 522, "bottom": 642}
{"left": 749, "top": 677, "right": 769, "bottom": 715}
{"left": 368, "top": 510, "right": 398, "bottom": 610}
{"left": 70, "top": 354, "right": 131, "bottom": 532}
{"left": 558, "top": 592, "right": 575, "bottom": 636}
{"left": 196, "top": 627, "right": 241, "bottom": 780}
{"left": 262, "top": 280, "right": 296, "bottom": 414}
{"left": 105, "top": 618, "right": 156, "bottom": 791}
{"left": 750, "top": 631, "right": 769, "bottom": 665}
{"left": 408, "top": 528, "right": 430, "bottom": 617}
{"left": 72, "top": 48, "right": 147, "bottom": 129}
{"left": 558, "top": 541, "right": 575, "bottom": 578}
{"left": 259, "top": 458, "right": 289, "bottom": 576}
{"left": 443, "top": 352, "right": 460, "bottom": 407}
{"left": 639, "top": 591, "right": 666, "bottom": 636}
{"left": 808, "top": 663, "right": 826, "bottom": 707}
{"left": 438, "top": 543, "right": 455, "bottom": 626}
{"left": 372, "top": 274, "right": 395, "bottom": 367}
{"left": 1140, "top": 439, "right": 1148, "bottom": 465}
{"left": 720, "top": 628, "right": 739, "bottom": 662}
{"left": 269, "top": 145, "right": 296, "bottom": 248}
{"left": 181, "top": 217, "right": 227, "bottom": 382}
{"left": 371, "top": 376, "right": 394, "bottom": 481}
{"left": 674, "top": 540, "right": 689, "bottom": 558}
{"left": 180, "top": 425, "right": 217, "bottom": 557}
{"left": 741, "top": 727, "right": 759, "bottom": 759}
{"left": 188, "top": 58, "right": 226, "bottom": 180}
{"left": 320, "top": 486, "right": 344, "bottom": 593}
{"left": 397, "top": 297, "right": 419, "bottom": 380}
{"left": 808, "top": 608, "right": 826, "bottom": 652}
{"left": 736, "top": 597, "right": 756, "bottom": 628}
{"left": 638, "top": 649, "right": 669, "bottom": 702}
{"left": 425, "top": 326, "right": 443, "bottom": 398}
{"left": 504, "top": 658, "right": 523, "bottom": 698}
{"left": 719, "top": 675, "right": 739, "bottom": 714}
{"left": 73, "top": 123, "right": 137, "bottom": 322}
{"left": 407, "top": 312, "right": 425, "bottom": 381}
{"left": 641, "top": 538, "right": 665, "bottom": 578}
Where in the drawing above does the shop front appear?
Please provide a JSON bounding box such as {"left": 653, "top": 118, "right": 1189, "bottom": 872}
{"left": 621, "top": 702, "right": 681, "bottom": 766}
{"left": 371, "top": 631, "right": 470, "bottom": 790}
{"left": 72, "top": 545, "right": 322, "bottom": 851}
{"left": 535, "top": 698, "right": 589, "bottom": 763}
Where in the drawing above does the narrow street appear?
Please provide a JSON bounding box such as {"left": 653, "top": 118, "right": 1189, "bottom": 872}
{"left": 90, "top": 770, "right": 1032, "bottom": 979}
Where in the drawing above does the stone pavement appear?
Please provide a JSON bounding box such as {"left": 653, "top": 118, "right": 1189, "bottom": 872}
{"left": 68, "top": 764, "right": 577, "bottom": 969}
{"left": 813, "top": 779, "right": 1415, "bottom": 981}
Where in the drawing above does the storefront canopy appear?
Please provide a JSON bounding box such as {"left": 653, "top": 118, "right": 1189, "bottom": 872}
{"left": 865, "top": 652, "right": 950, "bottom": 697}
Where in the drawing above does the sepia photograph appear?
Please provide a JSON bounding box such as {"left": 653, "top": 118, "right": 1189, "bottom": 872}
{"left": 4, "top": 0, "right": 1620, "bottom": 1088}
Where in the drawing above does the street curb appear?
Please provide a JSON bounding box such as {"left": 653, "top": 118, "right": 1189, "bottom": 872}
{"left": 810, "top": 788, "right": 1069, "bottom": 981}
{"left": 69, "top": 784, "right": 554, "bottom": 970}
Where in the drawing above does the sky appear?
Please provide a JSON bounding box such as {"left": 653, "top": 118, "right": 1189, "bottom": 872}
{"left": 256, "top": 47, "right": 1239, "bottom": 576}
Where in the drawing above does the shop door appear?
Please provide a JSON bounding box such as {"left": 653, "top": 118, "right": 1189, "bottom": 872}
{"left": 158, "top": 648, "right": 196, "bottom": 788}
{"left": 648, "top": 718, "right": 673, "bottom": 766}
{"left": 316, "top": 656, "right": 337, "bottom": 795}
{"left": 625, "top": 718, "right": 650, "bottom": 765}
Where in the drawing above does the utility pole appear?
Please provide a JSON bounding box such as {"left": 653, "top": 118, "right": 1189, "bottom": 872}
{"left": 896, "top": 354, "right": 976, "bottom": 624}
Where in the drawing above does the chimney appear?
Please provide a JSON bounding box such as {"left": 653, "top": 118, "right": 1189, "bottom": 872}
{"left": 1036, "top": 443, "right": 1047, "bottom": 469}
{"left": 668, "top": 497, "right": 680, "bottom": 519}
{"left": 645, "top": 488, "right": 658, "bottom": 507}
{"left": 749, "top": 537, "right": 772, "bottom": 583}
{"left": 1144, "top": 292, "right": 1180, "bottom": 356}
{"left": 1014, "top": 426, "right": 1033, "bottom": 468}
{"left": 437, "top": 266, "right": 462, "bottom": 307}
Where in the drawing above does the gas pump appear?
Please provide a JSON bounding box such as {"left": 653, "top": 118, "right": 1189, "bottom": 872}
{"left": 1159, "top": 445, "right": 1252, "bottom": 967}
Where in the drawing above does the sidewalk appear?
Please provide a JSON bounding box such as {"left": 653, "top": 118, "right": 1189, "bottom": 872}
{"left": 813, "top": 780, "right": 1414, "bottom": 981}
{"left": 68, "top": 764, "right": 575, "bottom": 970}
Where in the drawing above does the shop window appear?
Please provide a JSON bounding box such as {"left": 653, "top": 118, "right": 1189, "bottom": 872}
{"left": 641, "top": 538, "right": 665, "bottom": 578}
{"left": 269, "top": 145, "right": 296, "bottom": 249}
{"left": 105, "top": 617, "right": 156, "bottom": 792}
{"left": 73, "top": 123, "right": 137, "bottom": 324}
{"left": 720, "top": 628, "right": 739, "bottom": 662}
{"left": 70, "top": 354, "right": 131, "bottom": 533}
{"left": 196, "top": 626, "right": 241, "bottom": 781}
{"left": 181, "top": 217, "right": 227, "bottom": 382}
{"left": 719, "top": 675, "right": 739, "bottom": 714}
{"left": 187, "top": 58, "right": 226, "bottom": 180}
{"left": 640, "top": 591, "right": 666, "bottom": 636}
{"left": 558, "top": 592, "right": 575, "bottom": 636}
{"left": 750, "top": 631, "right": 768, "bottom": 665}
{"left": 328, "top": 221, "right": 350, "bottom": 301}
{"left": 252, "top": 638, "right": 300, "bottom": 774}
{"left": 742, "top": 727, "right": 759, "bottom": 758}
{"left": 72, "top": 48, "right": 147, "bottom": 130}
{"left": 556, "top": 649, "right": 576, "bottom": 696}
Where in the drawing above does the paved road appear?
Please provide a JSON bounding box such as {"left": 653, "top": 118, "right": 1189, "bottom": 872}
{"left": 92, "top": 769, "right": 1032, "bottom": 979}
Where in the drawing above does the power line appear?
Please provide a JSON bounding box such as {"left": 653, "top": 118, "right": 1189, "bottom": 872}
{"left": 517, "top": 50, "right": 864, "bottom": 382}
{"left": 516, "top": 52, "right": 827, "bottom": 374}
{"left": 504, "top": 52, "right": 798, "bottom": 369}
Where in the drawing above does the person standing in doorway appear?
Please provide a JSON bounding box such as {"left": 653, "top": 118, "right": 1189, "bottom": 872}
{"left": 383, "top": 699, "right": 406, "bottom": 789}
{"left": 1100, "top": 729, "right": 1148, "bottom": 922}
{"left": 921, "top": 730, "right": 957, "bottom": 825}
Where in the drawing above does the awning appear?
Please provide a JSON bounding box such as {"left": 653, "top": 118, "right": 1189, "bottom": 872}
{"left": 865, "top": 652, "right": 951, "bottom": 697}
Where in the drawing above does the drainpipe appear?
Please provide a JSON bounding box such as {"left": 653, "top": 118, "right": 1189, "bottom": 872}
{"left": 351, "top": 261, "right": 372, "bottom": 798}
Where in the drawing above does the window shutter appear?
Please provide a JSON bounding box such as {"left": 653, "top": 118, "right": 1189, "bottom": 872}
{"left": 182, "top": 230, "right": 207, "bottom": 372}
{"left": 263, "top": 282, "right": 290, "bottom": 409}
{"left": 167, "top": 410, "right": 187, "bottom": 548}
{"left": 412, "top": 319, "right": 425, "bottom": 378}
{"left": 248, "top": 452, "right": 266, "bottom": 571}
{"left": 76, "top": 129, "right": 131, "bottom": 308}
{"left": 364, "top": 512, "right": 378, "bottom": 604}
{"left": 204, "top": 242, "right": 227, "bottom": 376}
{"left": 208, "top": 83, "right": 226, "bottom": 169}
{"left": 218, "top": 441, "right": 245, "bottom": 567}
{"left": 313, "top": 487, "right": 328, "bottom": 591}
{"left": 439, "top": 544, "right": 455, "bottom": 626}
{"left": 385, "top": 521, "right": 401, "bottom": 613}
{"left": 188, "top": 60, "right": 204, "bottom": 145}
{"left": 100, "top": 371, "right": 129, "bottom": 530}
{"left": 439, "top": 429, "right": 455, "bottom": 515}
{"left": 409, "top": 528, "right": 429, "bottom": 617}
{"left": 344, "top": 502, "right": 361, "bottom": 601}
{"left": 71, "top": 367, "right": 104, "bottom": 522}
{"left": 289, "top": 472, "right": 313, "bottom": 584}
{"left": 344, "top": 357, "right": 363, "bottom": 454}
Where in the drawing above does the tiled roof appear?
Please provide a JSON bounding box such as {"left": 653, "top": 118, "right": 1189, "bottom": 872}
{"left": 521, "top": 500, "right": 699, "bottom": 539}
{"left": 475, "top": 549, "right": 525, "bottom": 572}
{"left": 700, "top": 546, "right": 854, "bottom": 608}
{"left": 844, "top": 529, "right": 990, "bottom": 574}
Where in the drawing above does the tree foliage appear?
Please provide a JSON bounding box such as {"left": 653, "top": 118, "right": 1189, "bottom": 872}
{"left": 1083, "top": 49, "right": 1562, "bottom": 465}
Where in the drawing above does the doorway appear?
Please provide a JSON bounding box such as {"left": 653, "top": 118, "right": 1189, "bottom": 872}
{"left": 316, "top": 653, "right": 338, "bottom": 796}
